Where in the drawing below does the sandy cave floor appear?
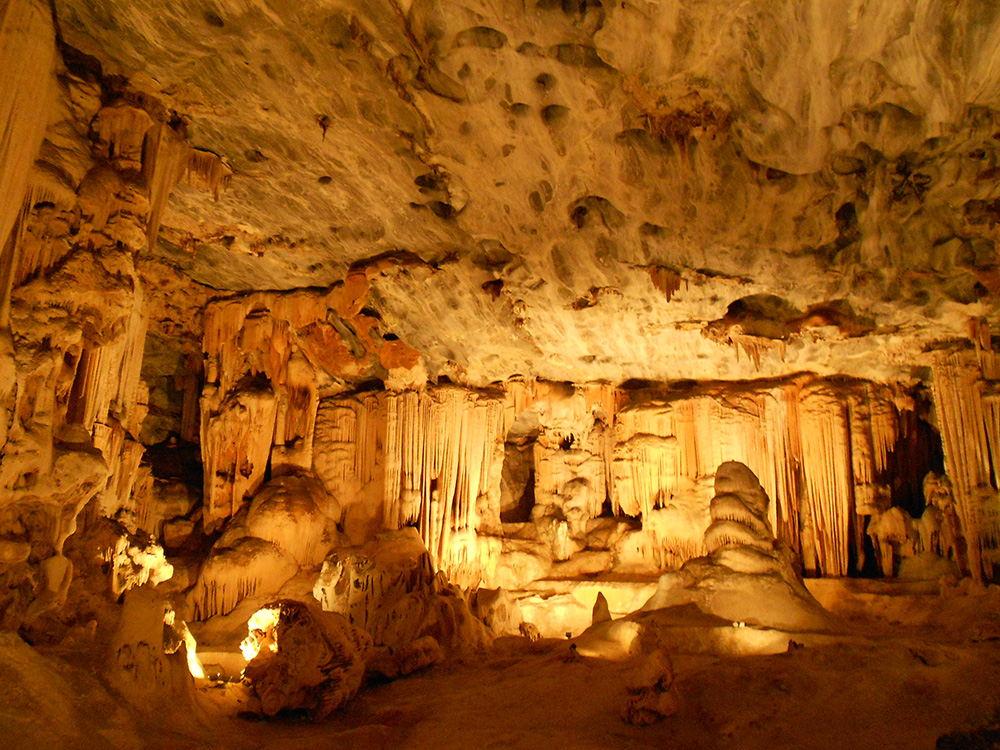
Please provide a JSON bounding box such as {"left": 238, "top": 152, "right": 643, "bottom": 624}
{"left": 2, "top": 580, "right": 1000, "bottom": 750}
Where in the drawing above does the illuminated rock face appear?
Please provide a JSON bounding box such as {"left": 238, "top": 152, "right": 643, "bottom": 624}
{"left": 3, "top": 0, "right": 1000, "bottom": 636}
{"left": 312, "top": 528, "right": 490, "bottom": 677}
{"left": 192, "top": 475, "right": 340, "bottom": 619}
{"left": 241, "top": 599, "right": 372, "bottom": 718}
{"left": 33, "top": 0, "right": 1000, "bottom": 387}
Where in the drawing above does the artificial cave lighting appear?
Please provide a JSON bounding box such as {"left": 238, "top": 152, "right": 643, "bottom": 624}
{"left": 3, "top": 0, "right": 1000, "bottom": 748}
{"left": 163, "top": 607, "right": 206, "bottom": 680}
{"left": 102, "top": 535, "right": 174, "bottom": 597}
{"left": 239, "top": 606, "right": 280, "bottom": 662}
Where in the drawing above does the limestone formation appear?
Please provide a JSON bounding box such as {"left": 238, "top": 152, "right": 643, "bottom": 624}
{"left": 240, "top": 599, "right": 371, "bottom": 718}
{"left": 867, "top": 507, "right": 919, "bottom": 578}
{"left": 474, "top": 587, "right": 524, "bottom": 637}
{"left": 192, "top": 475, "right": 340, "bottom": 619}
{"left": 643, "top": 461, "right": 831, "bottom": 632}
{"left": 621, "top": 649, "right": 680, "bottom": 726}
{"left": 111, "top": 585, "right": 199, "bottom": 710}
{"left": 312, "top": 528, "right": 490, "bottom": 677}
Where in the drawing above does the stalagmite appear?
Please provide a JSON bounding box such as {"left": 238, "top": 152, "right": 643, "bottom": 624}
{"left": 606, "top": 378, "right": 901, "bottom": 576}
{"left": 621, "top": 650, "right": 679, "bottom": 725}
{"left": 923, "top": 472, "right": 961, "bottom": 563}
{"left": 312, "top": 528, "right": 490, "bottom": 676}
{"left": 867, "top": 507, "right": 918, "bottom": 578}
{"left": 193, "top": 476, "right": 340, "bottom": 619}
{"left": 111, "top": 586, "right": 199, "bottom": 709}
{"left": 240, "top": 476, "right": 340, "bottom": 567}
{"left": 643, "top": 461, "right": 830, "bottom": 631}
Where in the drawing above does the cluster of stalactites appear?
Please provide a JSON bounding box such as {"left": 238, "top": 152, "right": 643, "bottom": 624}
{"left": 611, "top": 378, "right": 901, "bottom": 576}
{"left": 383, "top": 388, "right": 505, "bottom": 578}
{"left": 200, "top": 293, "right": 326, "bottom": 528}
{"left": 198, "top": 275, "right": 428, "bottom": 530}
{"left": 0, "top": 0, "right": 55, "bottom": 325}
{"left": 311, "top": 386, "right": 510, "bottom": 582}
{"left": 932, "top": 345, "right": 1000, "bottom": 581}
{"left": 312, "top": 392, "right": 385, "bottom": 504}
{"left": 1, "top": 0, "right": 235, "bottom": 578}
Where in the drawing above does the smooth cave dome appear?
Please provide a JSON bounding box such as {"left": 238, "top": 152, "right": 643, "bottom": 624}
{"left": 1, "top": 1, "right": 1000, "bottom": 748}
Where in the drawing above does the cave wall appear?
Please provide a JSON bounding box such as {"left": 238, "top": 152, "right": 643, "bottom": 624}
{"left": 0, "top": 0, "right": 232, "bottom": 626}
{"left": 197, "top": 294, "right": 938, "bottom": 584}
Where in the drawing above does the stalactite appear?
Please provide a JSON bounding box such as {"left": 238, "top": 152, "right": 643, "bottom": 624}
{"left": 192, "top": 538, "right": 298, "bottom": 620}
{"left": 611, "top": 429, "right": 677, "bottom": 517}
{"left": 732, "top": 331, "right": 786, "bottom": 371}
{"left": 648, "top": 266, "right": 684, "bottom": 301}
{"left": 798, "top": 383, "right": 854, "bottom": 576}
{"left": 504, "top": 380, "right": 615, "bottom": 538}
{"left": 271, "top": 350, "right": 318, "bottom": 474}
{"left": 0, "top": 0, "right": 56, "bottom": 326}
{"left": 932, "top": 348, "right": 1000, "bottom": 581}
{"left": 185, "top": 149, "right": 232, "bottom": 200}
{"left": 203, "top": 291, "right": 336, "bottom": 397}
{"left": 12, "top": 182, "right": 75, "bottom": 288}
{"left": 313, "top": 391, "right": 385, "bottom": 515}
{"left": 201, "top": 291, "right": 346, "bottom": 526}
{"left": 383, "top": 387, "right": 504, "bottom": 581}
{"left": 142, "top": 122, "right": 193, "bottom": 248}
{"left": 609, "top": 377, "right": 895, "bottom": 575}
{"left": 201, "top": 386, "right": 278, "bottom": 529}
{"left": 764, "top": 384, "right": 803, "bottom": 553}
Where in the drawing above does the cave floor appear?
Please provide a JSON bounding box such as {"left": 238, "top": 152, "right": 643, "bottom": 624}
{"left": 3, "top": 579, "right": 1000, "bottom": 750}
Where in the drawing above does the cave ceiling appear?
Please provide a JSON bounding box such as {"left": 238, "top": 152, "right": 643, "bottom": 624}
{"left": 54, "top": 0, "right": 1000, "bottom": 387}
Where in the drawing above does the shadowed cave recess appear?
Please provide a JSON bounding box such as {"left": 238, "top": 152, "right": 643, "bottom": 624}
{"left": 3, "top": 0, "right": 1000, "bottom": 748}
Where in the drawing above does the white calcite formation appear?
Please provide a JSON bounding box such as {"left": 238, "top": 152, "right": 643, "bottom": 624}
{"left": 643, "top": 461, "right": 831, "bottom": 632}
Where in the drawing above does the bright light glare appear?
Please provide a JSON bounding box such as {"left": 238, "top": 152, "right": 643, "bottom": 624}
{"left": 163, "top": 608, "right": 206, "bottom": 679}
{"left": 240, "top": 606, "right": 281, "bottom": 661}
{"left": 184, "top": 627, "right": 206, "bottom": 679}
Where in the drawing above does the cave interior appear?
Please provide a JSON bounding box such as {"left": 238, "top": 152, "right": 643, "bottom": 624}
{"left": 2, "top": 1, "right": 1000, "bottom": 748}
